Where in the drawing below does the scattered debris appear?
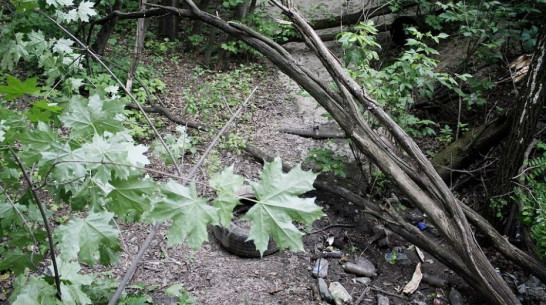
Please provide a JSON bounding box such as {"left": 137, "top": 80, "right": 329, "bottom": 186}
{"left": 402, "top": 263, "right": 423, "bottom": 294}
{"left": 518, "top": 276, "right": 546, "bottom": 302}
{"left": 449, "top": 287, "right": 465, "bottom": 305}
{"left": 377, "top": 294, "right": 390, "bottom": 305}
{"left": 385, "top": 246, "right": 411, "bottom": 265}
{"left": 318, "top": 278, "right": 334, "bottom": 303}
{"left": 415, "top": 246, "right": 425, "bottom": 262}
{"left": 312, "top": 258, "right": 329, "bottom": 278}
{"left": 421, "top": 273, "right": 448, "bottom": 288}
{"left": 354, "top": 277, "right": 372, "bottom": 285}
{"left": 329, "top": 281, "right": 353, "bottom": 305}
{"left": 343, "top": 257, "right": 377, "bottom": 277}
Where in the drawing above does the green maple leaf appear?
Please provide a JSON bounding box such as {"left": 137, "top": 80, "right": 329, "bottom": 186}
{"left": 53, "top": 260, "right": 93, "bottom": 305}
{"left": 70, "top": 176, "right": 112, "bottom": 211}
{"left": 26, "top": 30, "right": 48, "bottom": 55}
{"left": 147, "top": 181, "right": 219, "bottom": 248}
{"left": 0, "top": 248, "right": 41, "bottom": 274}
{"left": 25, "top": 100, "right": 63, "bottom": 123}
{"left": 107, "top": 176, "right": 157, "bottom": 221}
{"left": 10, "top": 275, "right": 61, "bottom": 305}
{"left": 77, "top": 1, "right": 97, "bottom": 22}
{"left": 244, "top": 158, "right": 324, "bottom": 255}
{"left": 72, "top": 132, "right": 149, "bottom": 180}
{"left": 56, "top": 211, "right": 121, "bottom": 266}
{"left": 60, "top": 93, "right": 125, "bottom": 138}
{"left": 210, "top": 166, "right": 245, "bottom": 227}
{"left": 0, "top": 75, "right": 39, "bottom": 101}
{"left": 20, "top": 121, "right": 60, "bottom": 164}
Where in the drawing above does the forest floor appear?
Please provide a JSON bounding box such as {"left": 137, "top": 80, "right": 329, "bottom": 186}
{"left": 95, "top": 22, "right": 506, "bottom": 305}
{"left": 83, "top": 1, "right": 546, "bottom": 305}
{"left": 3, "top": 1, "right": 543, "bottom": 305}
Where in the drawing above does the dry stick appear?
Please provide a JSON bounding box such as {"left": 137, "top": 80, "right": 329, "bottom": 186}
{"left": 111, "top": 87, "right": 257, "bottom": 305}
{"left": 108, "top": 224, "right": 159, "bottom": 305}
{"left": 354, "top": 286, "right": 371, "bottom": 305}
{"left": 126, "top": 0, "right": 147, "bottom": 92}
{"left": 187, "top": 86, "right": 258, "bottom": 178}
{"left": 371, "top": 286, "right": 408, "bottom": 300}
{"left": 9, "top": 149, "right": 62, "bottom": 300}
{"left": 307, "top": 224, "right": 355, "bottom": 235}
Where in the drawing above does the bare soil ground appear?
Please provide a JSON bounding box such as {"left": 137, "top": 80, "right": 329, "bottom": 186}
{"left": 97, "top": 39, "right": 485, "bottom": 305}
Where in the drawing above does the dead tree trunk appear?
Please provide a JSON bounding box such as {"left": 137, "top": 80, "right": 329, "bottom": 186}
{"left": 153, "top": 1, "right": 539, "bottom": 303}
{"left": 491, "top": 26, "right": 546, "bottom": 228}
{"left": 126, "top": 0, "right": 147, "bottom": 92}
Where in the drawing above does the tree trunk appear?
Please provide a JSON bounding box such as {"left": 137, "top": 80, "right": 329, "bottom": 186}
{"left": 309, "top": 2, "right": 415, "bottom": 30}
{"left": 490, "top": 25, "right": 546, "bottom": 228}
{"left": 191, "top": 0, "right": 211, "bottom": 36}
{"left": 158, "top": 0, "right": 179, "bottom": 40}
{"left": 91, "top": 0, "right": 123, "bottom": 54}
{"left": 431, "top": 115, "right": 510, "bottom": 182}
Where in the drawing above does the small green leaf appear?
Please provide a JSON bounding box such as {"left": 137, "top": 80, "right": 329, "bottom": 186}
{"left": 10, "top": 275, "right": 60, "bottom": 305}
{"left": 147, "top": 181, "right": 218, "bottom": 248}
{"left": 107, "top": 176, "right": 157, "bottom": 221}
{"left": 210, "top": 166, "right": 245, "bottom": 226}
{"left": 60, "top": 93, "right": 125, "bottom": 138}
{"left": 0, "top": 75, "right": 39, "bottom": 101}
{"left": 0, "top": 248, "right": 41, "bottom": 274}
{"left": 56, "top": 211, "right": 121, "bottom": 266}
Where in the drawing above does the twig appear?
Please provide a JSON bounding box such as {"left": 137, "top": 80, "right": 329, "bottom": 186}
{"left": 187, "top": 86, "right": 258, "bottom": 178}
{"left": 370, "top": 286, "right": 408, "bottom": 300}
{"left": 9, "top": 149, "right": 62, "bottom": 300}
{"left": 307, "top": 223, "right": 355, "bottom": 235}
{"left": 124, "top": 104, "right": 210, "bottom": 130}
{"left": 354, "top": 286, "right": 371, "bottom": 305}
{"left": 107, "top": 223, "right": 160, "bottom": 305}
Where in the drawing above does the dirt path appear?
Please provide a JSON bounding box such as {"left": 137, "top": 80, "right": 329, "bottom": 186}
{"left": 102, "top": 2, "right": 482, "bottom": 305}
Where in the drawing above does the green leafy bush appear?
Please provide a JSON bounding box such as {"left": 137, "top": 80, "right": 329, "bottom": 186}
{"left": 516, "top": 142, "right": 546, "bottom": 257}
{"left": 337, "top": 21, "right": 471, "bottom": 137}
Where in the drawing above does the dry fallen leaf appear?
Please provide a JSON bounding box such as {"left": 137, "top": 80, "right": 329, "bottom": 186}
{"left": 402, "top": 263, "right": 423, "bottom": 294}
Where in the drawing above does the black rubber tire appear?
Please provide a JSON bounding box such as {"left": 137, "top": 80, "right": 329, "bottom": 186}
{"left": 213, "top": 223, "right": 278, "bottom": 258}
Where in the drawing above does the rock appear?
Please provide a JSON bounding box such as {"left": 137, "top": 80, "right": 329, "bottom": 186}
{"left": 421, "top": 273, "right": 448, "bottom": 288}
{"left": 318, "top": 278, "right": 333, "bottom": 303}
{"left": 329, "top": 281, "right": 352, "bottom": 305}
{"left": 449, "top": 288, "right": 465, "bottom": 305}
{"left": 343, "top": 257, "right": 377, "bottom": 277}
{"left": 377, "top": 294, "right": 390, "bottom": 305}
{"left": 355, "top": 277, "right": 372, "bottom": 285}
{"left": 312, "top": 258, "right": 329, "bottom": 278}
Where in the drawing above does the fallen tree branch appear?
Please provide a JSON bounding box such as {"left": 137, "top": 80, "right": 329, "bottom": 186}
{"left": 124, "top": 104, "right": 211, "bottom": 131}
{"left": 123, "top": 2, "right": 541, "bottom": 301}
{"left": 278, "top": 127, "right": 346, "bottom": 139}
